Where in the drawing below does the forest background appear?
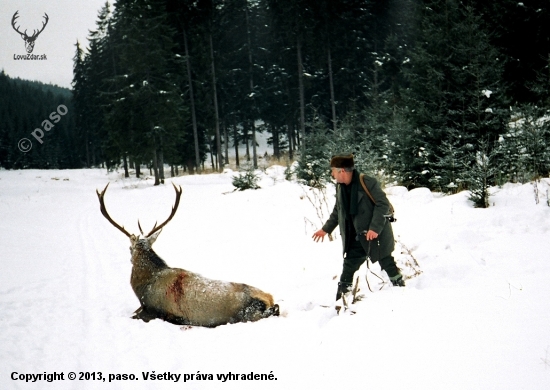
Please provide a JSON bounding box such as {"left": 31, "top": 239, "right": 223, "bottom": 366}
{"left": 1, "top": 0, "right": 549, "bottom": 204}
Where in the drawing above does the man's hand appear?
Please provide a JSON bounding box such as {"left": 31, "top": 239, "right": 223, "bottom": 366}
{"left": 365, "top": 230, "right": 378, "bottom": 241}
{"left": 312, "top": 229, "right": 327, "bottom": 242}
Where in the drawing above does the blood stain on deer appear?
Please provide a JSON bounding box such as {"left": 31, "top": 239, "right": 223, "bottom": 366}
{"left": 168, "top": 272, "right": 186, "bottom": 302}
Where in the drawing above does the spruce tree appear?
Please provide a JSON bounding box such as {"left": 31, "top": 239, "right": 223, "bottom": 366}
{"left": 465, "top": 140, "right": 496, "bottom": 208}
{"left": 495, "top": 105, "right": 550, "bottom": 183}
{"left": 106, "top": 0, "right": 185, "bottom": 183}
{"left": 403, "top": 0, "right": 507, "bottom": 188}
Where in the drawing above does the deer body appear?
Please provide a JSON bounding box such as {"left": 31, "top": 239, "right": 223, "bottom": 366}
{"left": 97, "top": 183, "right": 279, "bottom": 328}
{"left": 129, "top": 235, "right": 277, "bottom": 327}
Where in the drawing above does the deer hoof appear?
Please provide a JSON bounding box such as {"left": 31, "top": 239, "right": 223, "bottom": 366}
{"left": 268, "top": 304, "right": 280, "bottom": 317}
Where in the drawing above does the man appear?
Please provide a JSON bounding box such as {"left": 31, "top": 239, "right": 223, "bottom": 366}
{"left": 312, "top": 153, "right": 404, "bottom": 301}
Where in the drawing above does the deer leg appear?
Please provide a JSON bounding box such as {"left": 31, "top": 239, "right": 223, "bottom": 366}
{"left": 132, "top": 306, "right": 158, "bottom": 322}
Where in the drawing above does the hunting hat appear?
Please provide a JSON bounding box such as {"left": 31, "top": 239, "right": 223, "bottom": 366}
{"left": 330, "top": 153, "right": 354, "bottom": 169}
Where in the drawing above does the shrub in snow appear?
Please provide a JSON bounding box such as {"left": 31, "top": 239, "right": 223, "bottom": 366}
{"left": 465, "top": 141, "right": 496, "bottom": 208}
{"left": 428, "top": 130, "right": 471, "bottom": 194}
{"left": 232, "top": 164, "right": 261, "bottom": 191}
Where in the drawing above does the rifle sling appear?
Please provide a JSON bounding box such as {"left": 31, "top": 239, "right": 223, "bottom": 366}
{"left": 359, "top": 173, "right": 394, "bottom": 214}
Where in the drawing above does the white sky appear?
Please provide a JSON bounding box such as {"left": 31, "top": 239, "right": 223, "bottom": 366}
{"left": 1, "top": 0, "right": 109, "bottom": 89}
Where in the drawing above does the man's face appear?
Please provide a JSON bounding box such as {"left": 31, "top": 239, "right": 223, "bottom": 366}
{"left": 331, "top": 168, "right": 352, "bottom": 185}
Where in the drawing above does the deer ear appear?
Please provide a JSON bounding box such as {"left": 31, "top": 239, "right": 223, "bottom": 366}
{"left": 147, "top": 230, "right": 162, "bottom": 245}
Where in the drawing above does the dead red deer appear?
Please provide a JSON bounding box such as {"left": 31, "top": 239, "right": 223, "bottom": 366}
{"left": 96, "top": 182, "right": 279, "bottom": 327}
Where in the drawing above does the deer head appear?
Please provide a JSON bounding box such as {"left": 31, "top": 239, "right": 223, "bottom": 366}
{"left": 12, "top": 11, "right": 49, "bottom": 54}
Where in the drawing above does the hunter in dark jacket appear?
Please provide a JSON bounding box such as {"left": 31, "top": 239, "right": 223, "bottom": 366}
{"left": 312, "top": 153, "right": 404, "bottom": 300}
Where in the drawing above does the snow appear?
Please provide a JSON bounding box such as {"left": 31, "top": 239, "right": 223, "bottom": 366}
{"left": 1, "top": 167, "right": 550, "bottom": 390}
{"left": 482, "top": 89, "right": 493, "bottom": 98}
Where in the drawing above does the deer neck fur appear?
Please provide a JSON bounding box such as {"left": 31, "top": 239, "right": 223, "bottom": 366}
{"left": 130, "top": 237, "right": 168, "bottom": 299}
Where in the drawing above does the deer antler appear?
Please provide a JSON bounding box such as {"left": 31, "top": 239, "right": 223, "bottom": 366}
{"left": 138, "top": 220, "right": 145, "bottom": 236}
{"left": 11, "top": 11, "right": 49, "bottom": 40}
{"left": 146, "top": 183, "right": 182, "bottom": 237}
{"left": 11, "top": 11, "right": 23, "bottom": 36}
{"left": 96, "top": 183, "right": 133, "bottom": 238}
{"left": 31, "top": 13, "right": 49, "bottom": 40}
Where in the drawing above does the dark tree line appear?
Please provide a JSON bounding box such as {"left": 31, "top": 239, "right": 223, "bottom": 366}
{"left": 2, "top": 0, "right": 550, "bottom": 195}
{"left": 0, "top": 71, "right": 77, "bottom": 169}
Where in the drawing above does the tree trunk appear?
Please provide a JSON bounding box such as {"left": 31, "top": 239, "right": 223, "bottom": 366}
{"left": 209, "top": 33, "right": 222, "bottom": 172}
{"left": 153, "top": 149, "right": 160, "bottom": 186}
{"left": 210, "top": 136, "right": 216, "bottom": 171}
{"left": 245, "top": 6, "right": 258, "bottom": 169}
{"left": 272, "top": 124, "right": 280, "bottom": 160}
{"left": 297, "top": 33, "right": 306, "bottom": 149}
{"left": 186, "top": 158, "right": 194, "bottom": 174}
{"left": 158, "top": 147, "right": 164, "bottom": 184}
{"left": 286, "top": 119, "right": 294, "bottom": 160}
{"left": 123, "top": 153, "right": 129, "bottom": 178}
{"left": 183, "top": 26, "right": 200, "bottom": 174}
{"left": 251, "top": 120, "right": 257, "bottom": 168}
{"left": 328, "top": 44, "right": 337, "bottom": 133}
{"left": 233, "top": 122, "right": 240, "bottom": 167}
{"left": 284, "top": 79, "right": 294, "bottom": 160}
{"left": 244, "top": 121, "right": 250, "bottom": 161}
{"left": 223, "top": 120, "right": 229, "bottom": 165}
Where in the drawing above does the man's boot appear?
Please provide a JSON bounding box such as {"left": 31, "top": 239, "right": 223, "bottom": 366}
{"left": 379, "top": 256, "right": 405, "bottom": 287}
{"left": 335, "top": 282, "right": 353, "bottom": 301}
{"left": 390, "top": 274, "right": 405, "bottom": 287}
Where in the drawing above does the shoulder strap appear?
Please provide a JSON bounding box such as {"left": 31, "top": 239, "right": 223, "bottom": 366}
{"left": 359, "top": 173, "right": 395, "bottom": 214}
{"left": 359, "top": 173, "right": 376, "bottom": 204}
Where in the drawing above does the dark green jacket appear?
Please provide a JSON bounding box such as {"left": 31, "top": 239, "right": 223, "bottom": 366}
{"left": 322, "top": 172, "right": 395, "bottom": 260}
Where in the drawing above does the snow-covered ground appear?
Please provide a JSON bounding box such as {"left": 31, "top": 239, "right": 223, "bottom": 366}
{"left": 1, "top": 167, "right": 550, "bottom": 390}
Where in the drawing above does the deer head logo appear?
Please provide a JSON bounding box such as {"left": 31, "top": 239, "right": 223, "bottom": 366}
{"left": 11, "top": 11, "right": 49, "bottom": 54}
